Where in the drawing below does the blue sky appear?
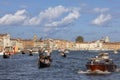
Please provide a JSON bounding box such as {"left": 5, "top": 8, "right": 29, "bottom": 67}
{"left": 0, "top": 0, "right": 120, "bottom": 42}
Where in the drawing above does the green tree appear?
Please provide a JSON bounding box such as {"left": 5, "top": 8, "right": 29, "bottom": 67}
{"left": 75, "top": 36, "right": 84, "bottom": 43}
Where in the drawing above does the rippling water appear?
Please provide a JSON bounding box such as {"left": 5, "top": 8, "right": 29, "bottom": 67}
{"left": 0, "top": 51, "right": 120, "bottom": 80}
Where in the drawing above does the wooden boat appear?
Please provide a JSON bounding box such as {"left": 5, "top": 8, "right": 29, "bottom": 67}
{"left": 29, "top": 53, "right": 33, "bottom": 56}
{"left": 38, "top": 55, "right": 52, "bottom": 68}
{"left": 86, "top": 53, "right": 117, "bottom": 72}
{"left": 21, "top": 51, "right": 25, "bottom": 54}
{"left": 61, "top": 53, "right": 66, "bottom": 57}
{"left": 59, "top": 49, "right": 67, "bottom": 58}
{"left": 3, "top": 53, "right": 10, "bottom": 58}
{"left": 28, "top": 50, "right": 33, "bottom": 56}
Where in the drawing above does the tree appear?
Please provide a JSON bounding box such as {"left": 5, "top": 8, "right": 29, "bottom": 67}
{"left": 75, "top": 36, "right": 84, "bottom": 43}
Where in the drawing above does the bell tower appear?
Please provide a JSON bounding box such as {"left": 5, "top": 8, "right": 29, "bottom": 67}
{"left": 105, "top": 36, "right": 110, "bottom": 42}
{"left": 33, "top": 34, "right": 37, "bottom": 42}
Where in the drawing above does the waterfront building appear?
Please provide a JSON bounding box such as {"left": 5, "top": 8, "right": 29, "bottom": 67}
{"left": 66, "top": 41, "right": 75, "bottom": 50}
{"left": 10, "top": 38, "right": 23, "bottom": 52}
{"left": 21, "top": 39, "right": 34, "bottom": 49}
{"left": 33, "top": 34, "right": 44, "bottom": 48}
{"left": 0, "top": 33, "right": 120, "bottom": 51}
{"left": 0, "top": 33, "right": 11, "bottom": 51}
{"left": 75, "top": 42, "right": 90, "bottom": 50}
{"left": 103, "top": 42, "right": 120, "bottom": 50}
{"left": 52, "top": 39, "right": 72, "bottom": 50}
{"left": 105, "top": 36, "right": 110, "bottom": 42}
{"left": 75, "top": 40, "right": 103, "bottom": 51}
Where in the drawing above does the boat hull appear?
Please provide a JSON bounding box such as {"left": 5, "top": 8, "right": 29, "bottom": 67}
{"left": 3, "top": 54, "right": 10, "bottom": 58}
{"left": 61, "top": 54, "right": 66, "bottom": 57}
{"left": 39, "top": 61, "right": 50, "bottom": 68}
{"left": 86, "top": 64, "right": 117, "bottom": 72}
{"left": 29, "top": 53, "right": 33, "bottom": 56}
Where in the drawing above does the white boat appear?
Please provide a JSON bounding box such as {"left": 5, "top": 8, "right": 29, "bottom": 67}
{"left": 114, "top": 50, "right": 118, "bottom": 54}
{"left": 64, "top": 50, "right": 69, "bottom": 53}
{"left": 0, "top": 50, "right": 4, "bottom": 55}
{"left": 0, "top": 52, "right": 3, "bottom": 55}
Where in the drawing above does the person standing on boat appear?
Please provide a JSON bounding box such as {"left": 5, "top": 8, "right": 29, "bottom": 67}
{"left": 46, "top": 48, "right": 52, "bottom": 57}
{"left": 38, "top": 48, "right": 45, "bottom": 57}
{"left": 29, "top": 49, "right": 33, "bottom": 56}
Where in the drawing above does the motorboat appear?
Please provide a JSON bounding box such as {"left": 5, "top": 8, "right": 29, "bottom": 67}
{"left": 86, "top": 52, "right": 117, "bottom": 72}
{"left": 114, "top": 50, "right": 118, "bottom": 54}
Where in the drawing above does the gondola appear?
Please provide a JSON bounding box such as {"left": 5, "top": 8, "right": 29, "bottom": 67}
{"left": 29, "top": 50, "right": 33, "bottom": 56}
{"left": 21, "top": 51, "right": 25, "bottom": 54}
{"left": 3, "top": 53, "right": 10, "bottom": 58}
{"left": 38, "top": 55, "right": 51, "bottom": 68}
{"left": 60, "top": 52, "right": 67, "bottom": 57}
{"left": 29, "top": 53, "right": 33, "bottom": 56}
{"left": 61, "top": 53, "right": 66, "bottom": 57}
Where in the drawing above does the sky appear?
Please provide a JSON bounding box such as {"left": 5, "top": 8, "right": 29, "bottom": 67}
{"left": 0, "top": 0, "right": 120, "bottom": 42}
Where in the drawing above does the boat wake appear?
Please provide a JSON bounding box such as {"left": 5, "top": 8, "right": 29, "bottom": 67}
{"left": 78, "top": 68, "right": 120, "bottom": 75}
{"left": 78, "top": 70, "right": 111, "bottom": 75}
{"left": 115, "top": 68, "right": 120, "bottom": 72}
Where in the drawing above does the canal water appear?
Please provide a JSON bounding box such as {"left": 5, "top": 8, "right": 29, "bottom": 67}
{"left": 0, "top": 51, "right": 120, "bottom": 80}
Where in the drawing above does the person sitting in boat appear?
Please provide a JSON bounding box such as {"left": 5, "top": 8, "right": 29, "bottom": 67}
{"left": 94, "top": 53, "right": 113, "bottom": 65}
{"left": 44, "top": 48, "right": 52, "bottom": 62}
{"left": 39, "top": 55, "right": 45, "bottom": 62}
{"left": 98, "top": 52, "right": 109, "bottom": 59}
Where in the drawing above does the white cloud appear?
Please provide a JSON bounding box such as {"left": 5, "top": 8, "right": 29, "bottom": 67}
{"left": 0, "top": 5, "right": 80, "bottom": 27}
{"left": 24, "top": 5, "right": 69, "bottom": 25}
{"left": 92, "top": 14, "right": 112, "bottom": 26}
{"left": 0, "top": 9, "right": 27, "bottom": 25}
{"left": 93, "top": 8, "right": 109, "bottom": 13}
{"left": 45, "top": 10, "right": 80, "bottom": 27}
